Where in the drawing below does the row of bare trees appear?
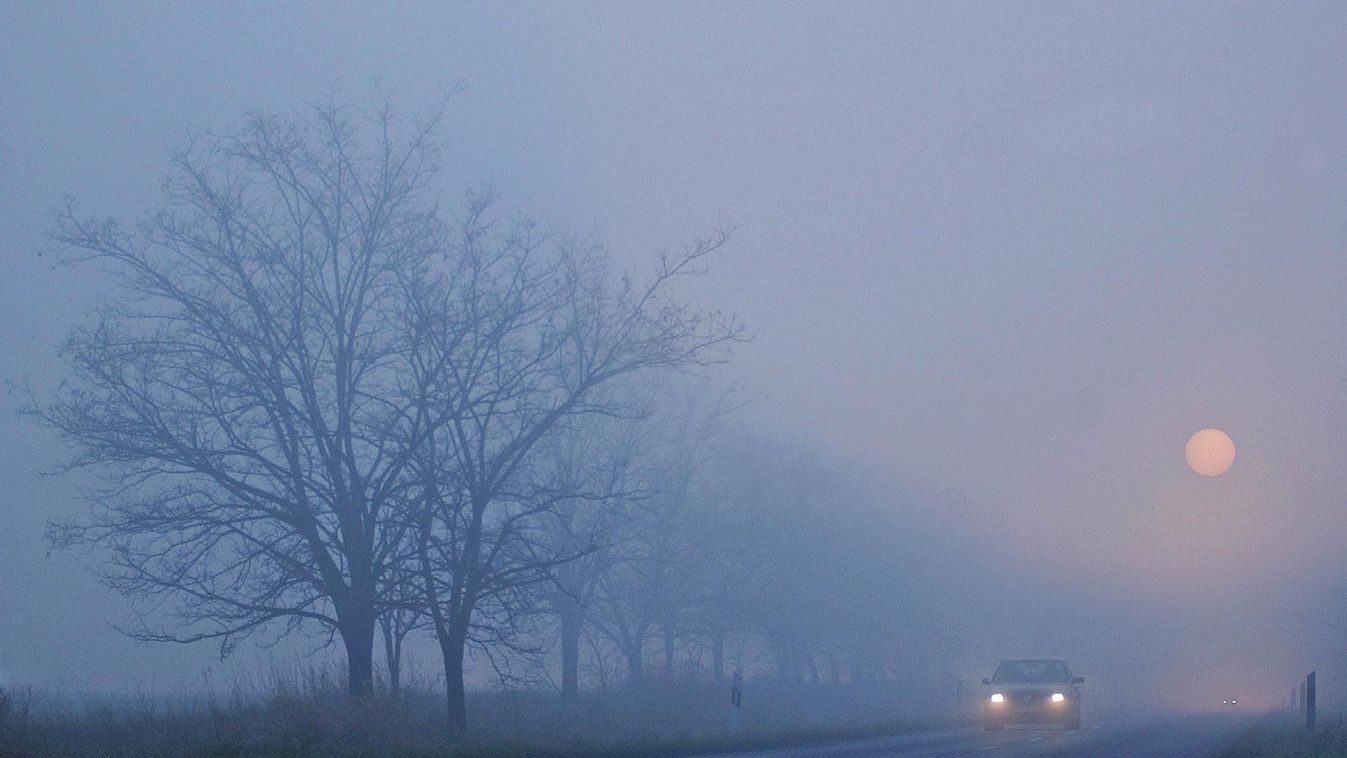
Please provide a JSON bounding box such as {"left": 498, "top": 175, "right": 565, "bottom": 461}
{"left": 542, "top": 405, "right": 945, "bottom": 701}
{"left": 35, "top": 98, "right": 951, "bottom": 736}
{"left": 35, "top": 100, "right": 740, "bottom": 734}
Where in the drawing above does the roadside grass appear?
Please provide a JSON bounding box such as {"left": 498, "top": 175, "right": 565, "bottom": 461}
{"left": 1221, "top": 715, "right": 1347, "bottom": 757}
{"left": 529, "top": 720, "right": 948, "bottom": 758}
{"left": 0, "top": 671, "right": 956, "bottom": 757}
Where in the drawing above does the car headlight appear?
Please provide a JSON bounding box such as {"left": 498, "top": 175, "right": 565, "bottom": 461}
{"left": 1051, "top": 693, "right": 1065, "bottom": 703}
{"left": 990, "top": 693, "right": 1005, "bottom": 703}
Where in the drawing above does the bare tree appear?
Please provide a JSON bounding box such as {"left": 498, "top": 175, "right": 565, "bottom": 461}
{"left": 586, "top": 380, "right": 735, "bottom": 687}
{"left": 37, "top": 100, "right": 448, "bottom": 697}
{"left": 682, "top": 441, "right": 774, "bottom": 685}
{"left": 405, "top": 202, "right": 740, "bottom": 733}
{"left": 378, "top": 603, "right": 422, "bottom": 694}
{"left": 532, "top": 392, "right": 653, "bottom": 700}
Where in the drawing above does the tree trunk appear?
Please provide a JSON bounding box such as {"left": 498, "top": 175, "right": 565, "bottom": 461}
{"left": 341, "top": 608, "right": 377, "bottom": 697}
{"left": 440, "top": 623, "right": 469, "bottom": 734}
{"left": 663, "top": 624, "right": 675, "bottom": 682}
{"left": 382, "top": 614, "right": 403, "bottom": 695}
{"left": 774, "top": 640, "right": 790, "bottom": 681}
{"left": 559, "top": 598, "right": 582, "bottom": 700}
{"left": 626, "top": 645, "right": 644, "bottom": 687}
{"left": 711, "top": 628, "right": 725, "bottom": 686}
{"left": 389, "top": 648, "right": 402, "bottom": 695}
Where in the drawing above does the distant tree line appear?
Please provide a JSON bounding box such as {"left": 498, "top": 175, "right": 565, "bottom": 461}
{"left": 35, "top": 98, "right": 949, "bottom": 736}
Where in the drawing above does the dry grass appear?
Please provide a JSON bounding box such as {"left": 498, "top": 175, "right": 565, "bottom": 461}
{"left": 1220, "top": 714, "right": 1347, "bottom": 758}
{"left": 0, "top": 672, "right": 949, "bottom": 757}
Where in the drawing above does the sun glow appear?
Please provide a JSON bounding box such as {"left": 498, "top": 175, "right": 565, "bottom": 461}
{"left": 1185, "top": 428, "right": 1236, "bottom": 477}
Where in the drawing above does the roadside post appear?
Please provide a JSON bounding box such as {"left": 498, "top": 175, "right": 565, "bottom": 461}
{"left": 1306, "top": 671, "right": 1316, "bottom": 731}
{"left": 729, "top": 669, "right": 743, "bottom": 734}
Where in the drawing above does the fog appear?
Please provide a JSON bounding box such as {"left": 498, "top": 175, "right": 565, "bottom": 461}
{"left": 3, "top": 1, "right": 1347, "bottom": 748}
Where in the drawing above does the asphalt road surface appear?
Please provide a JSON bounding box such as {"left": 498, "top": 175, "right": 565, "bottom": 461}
{"left": 707, "top": 713, "right": 1258, "bottom": 758}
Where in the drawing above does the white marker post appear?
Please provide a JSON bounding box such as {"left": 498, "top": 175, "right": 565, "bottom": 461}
{"left": 729, "top": 669, "right": 743, "bottom": 735}
{"left": 1307, "top": 671, "right": 1316, "bottom": 731}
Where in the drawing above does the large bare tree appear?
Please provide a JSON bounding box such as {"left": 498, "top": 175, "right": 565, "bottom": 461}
{"left": 39, "top": 101, "right": 447, "bottom": 697}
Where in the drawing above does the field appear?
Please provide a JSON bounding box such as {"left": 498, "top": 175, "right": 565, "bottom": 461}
{"left": 1220, "top": 715, "right": 1347, "bottom": 758}
{"left": 0, "top": 673, "right": 947, "bottom": 757}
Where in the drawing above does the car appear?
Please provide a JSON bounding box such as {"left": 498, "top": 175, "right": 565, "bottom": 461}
{"left": 982, "top": 658, "right": 1084, "bottom": 730}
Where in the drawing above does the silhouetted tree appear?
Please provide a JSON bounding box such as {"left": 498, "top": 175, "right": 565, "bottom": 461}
{"left": 39, "top": 100, "right": 448, "bottom": 697}
{"left": 531, "top": 397, "right": 652, "bottom": 700}
{"left": 587, "top": 381, "right": 735, "bottom": 686}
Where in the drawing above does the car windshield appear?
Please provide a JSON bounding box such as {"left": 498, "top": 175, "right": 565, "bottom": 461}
{"left": 993, "top": 660, "right": 1070, "bottom": 684}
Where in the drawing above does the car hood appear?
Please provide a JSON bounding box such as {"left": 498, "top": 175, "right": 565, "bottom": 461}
{"left": 987, "top": 682, "right": 1075, "bottom": 693}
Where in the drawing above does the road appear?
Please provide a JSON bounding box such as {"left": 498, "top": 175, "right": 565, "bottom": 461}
{"left": 706, "top": 713, "right": 1258, "bottom": 758}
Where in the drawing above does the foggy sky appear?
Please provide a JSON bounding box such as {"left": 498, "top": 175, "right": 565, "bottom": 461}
{"left": 4, "top": 1, "right": 1347, "bottom": 712}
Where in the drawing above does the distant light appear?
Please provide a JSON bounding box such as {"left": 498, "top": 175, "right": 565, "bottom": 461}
{"left": 990, "top": 693, "right": 1005, "bottom": 703}
{"left": 1051, "top": 693, "right": 1065, "bottom": 702}
{"left": 1232, "top": 700, "right": 1237, "bottom": 704}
